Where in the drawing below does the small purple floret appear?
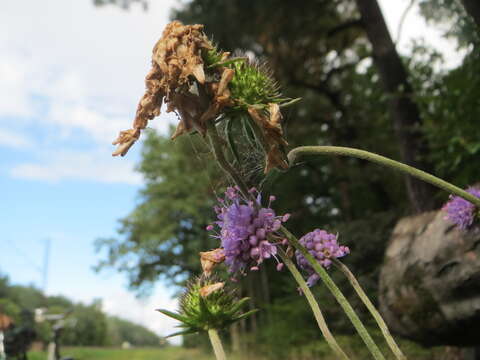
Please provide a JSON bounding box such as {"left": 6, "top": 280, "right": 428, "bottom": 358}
{"left": 208, "top": 187, "right": 289, "bottom": 274}
{"left": 442, "top": 187, "right": 480, "bottom": 230}
{"left": 295, "top": 229, "right": 349, "bottom": 287}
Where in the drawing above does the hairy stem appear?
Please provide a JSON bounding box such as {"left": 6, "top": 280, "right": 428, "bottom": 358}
{"left": 333, "top": 259, "right": 406, "bottom": 360}
{"left": 288, "top": 146, "right": 480, "bottom": 207}
{"left": 206, "top": 122, "right": 384, "bottom": 359}
{"left": 278, "top": 249, "right": 350, "bottom": 360}
{"left": 206, "top": 120, "right": 251, "bottom": 197}
{"left": 280, "top": 226, "right": 386, "bottom": 360}
{"left": 208, "top": 328, "right": 227, "bottom": 360}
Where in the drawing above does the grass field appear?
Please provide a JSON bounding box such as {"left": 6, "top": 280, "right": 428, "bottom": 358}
{"left": 27, "top": 341, "right": 445, "bottom": 360}
{"left": 28, "top": 346, "right": 216, "bottom": 360}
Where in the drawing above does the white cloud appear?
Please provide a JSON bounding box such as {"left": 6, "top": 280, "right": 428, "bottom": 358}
{"left": 378, "top": 0, "right": 465, "bottom": 68}
{"left": 0, "top": 56, "right": 33, "bottom": 118}
{"left": 47, "top": 104, "right": 131, "bottom": 143}
{"left": 102, "top": 288, "right": 180, "bottom": 343}
{"left": 0, "top": 0, "right": 181, "bottom": 184}
{"left": 10, "top": 150, "right": 142, "bottom": 185}
{"left": 0, "top": 128, "right": 31, "bottom": 148}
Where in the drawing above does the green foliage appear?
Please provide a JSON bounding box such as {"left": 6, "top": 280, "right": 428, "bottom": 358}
{"left": 418, "top": 0, "right": 479, "bottom": 47}
{"left": 28, "top": 342, "right": 449, "bottom": 360}
{"left": 0, "top": 274, "right": 159, "bottom": 347}
{"left": 29, "top": 346, "right": 214, "bottom": 360}
{"left": 0, "top": 298, "right": 21, "bottom": 322}
{"left": 106, "top": 316, "right": 160, "bottom": 346}
{"left": 410, "top": 47, "right": 480, "bottom": 186}
{"left": 96, "top": 130, "right": 222, "bottom": 292}
{"left": 61, "top": 302, "right": 108, "bottom": 346}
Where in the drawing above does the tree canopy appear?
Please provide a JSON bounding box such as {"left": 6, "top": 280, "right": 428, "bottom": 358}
{"left": 96, "top": 0, "right": 480, "bottom": 355}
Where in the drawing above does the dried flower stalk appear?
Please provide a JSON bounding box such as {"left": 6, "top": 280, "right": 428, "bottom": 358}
{"left": 113, "top": 21, "right": 293, "bottom": 174}
{"left": 113, "top": 21, "right": 231, "bottom": 156}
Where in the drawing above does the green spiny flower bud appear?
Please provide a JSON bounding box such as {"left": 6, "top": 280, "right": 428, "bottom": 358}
{"left": 157, "top": 276, "right": 256, "bottom": 337}
{"left": 112, "top": 21, "right": 300, "bottom": 173}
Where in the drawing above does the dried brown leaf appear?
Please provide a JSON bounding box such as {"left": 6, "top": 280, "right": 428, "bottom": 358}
{"left": 199, "top": 282, "right": 225, "bottom": 298}
{"left": 200, "top": 248, "right": 226, "bottom": 276}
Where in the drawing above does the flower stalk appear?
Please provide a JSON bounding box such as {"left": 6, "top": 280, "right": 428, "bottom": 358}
{"left": 333, "top": 259, "right": 406, "bottom": 360}
{"left": 288, "top": 146, "right": 480, "bottom": 208}
{"left": 206, "top": 120, "right": 251, "bottom": 197}
{"left": 278, "top": 249, "right": 350, "bottom": 360}
{"left": 279, "top": 225, "right": 386, "bottom": 360}
{"left": 208, "top": 328, "right": 227, "bottom": 360}
{"left": 205, "top": 121, "right": 384, "bottom": 360}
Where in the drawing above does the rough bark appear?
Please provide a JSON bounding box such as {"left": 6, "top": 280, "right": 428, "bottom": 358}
{"left": 355, "top": 0, "right": 435, "bottom": 212}
{"left": 379, "top": 210, "right": 480, "bottom": 346}
{"left": 461, "top": 0, "right": 480, "bottom": 28}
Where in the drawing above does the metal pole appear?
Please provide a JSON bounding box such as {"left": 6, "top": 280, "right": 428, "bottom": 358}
{"left": 42, "top": 239, "right": 51, "bottom": 294}
{"left": 0, "top": 331, "right": 5, "bottom": 360}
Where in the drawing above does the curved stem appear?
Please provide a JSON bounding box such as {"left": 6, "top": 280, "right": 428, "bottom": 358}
{"left": 280, "top": 225, "right": 386, "bottom": 360}
{"left": 205, "top": 124, "right": 383, "bottom": 358}
{"left": 208, "top": 328, "right": 227, "bottom": 360}
{"left": 278, "top": 249, "right": 350, "bottom": 360}
{"left": 333, "top": 259, "right": 406, "bottom": 360}
{"left": 288, "top": 146, "right": 480, "bottom": 208}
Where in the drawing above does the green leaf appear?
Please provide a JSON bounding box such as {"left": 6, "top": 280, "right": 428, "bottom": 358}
{"left": 156, "top": 309, "right": 191, "bottom": 324}
{"left": 165, "top": 328, "right": 199, "bottom": 338}
{"left": 279, "top": 97, "right": 301, "bottom": 108}
{"left": 198, "top": 295, "right": 212, "bottom": 318}
{"left": 232, "top": 309, "right": 259, "bottom": 322}
{"left": 226, "top": 297, "right": 250, "bottom": 316}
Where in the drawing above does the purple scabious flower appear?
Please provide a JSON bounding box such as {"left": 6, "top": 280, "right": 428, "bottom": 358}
{"left": 208, "top": 187, "right": 289, "bottom": 274}
{"left": 295, "top": 229, "right": 349, "bottom": 287}
{"left": 442, "top": 187, "right": 480, "bottom": 230}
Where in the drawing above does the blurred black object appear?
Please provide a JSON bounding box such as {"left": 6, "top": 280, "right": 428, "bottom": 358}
{"left": 4, "top": 311, "right": 36, "bottom": 360}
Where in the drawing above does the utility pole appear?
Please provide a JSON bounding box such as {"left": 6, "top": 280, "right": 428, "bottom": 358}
{"left": 42, "top": 239, "right": 51, "bottom": 294}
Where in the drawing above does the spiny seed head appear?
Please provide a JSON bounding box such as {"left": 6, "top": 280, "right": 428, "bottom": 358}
{"left": 157, "top": 276, "right": 256, "bottom": 336}
{"left": 227, "top": 59, "right": 282, "bottom": 110}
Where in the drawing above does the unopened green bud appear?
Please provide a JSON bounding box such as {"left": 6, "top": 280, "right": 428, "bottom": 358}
{"left": 157, "top": 276, "right": 256, "bottom": 337}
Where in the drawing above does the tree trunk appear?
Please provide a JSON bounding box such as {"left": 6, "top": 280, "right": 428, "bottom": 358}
{"left": 461, "top": 0, "right": 480, "bottom": 28}
{"left": 355, "top": 0, "right": 435, "bottom": 212}
{"left": 229, "top": 323, "right": 241, "bottom": 353}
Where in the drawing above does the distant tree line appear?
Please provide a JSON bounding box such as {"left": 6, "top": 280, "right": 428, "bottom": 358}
{"left": 0, "top": 274, "right": 160, "bottom": 349}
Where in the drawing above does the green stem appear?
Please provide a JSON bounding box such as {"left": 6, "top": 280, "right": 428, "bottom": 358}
{"left": 333, "top": 259, "right": 406, "bottom": 360}
{"left": 288, "top": 146, "right": 480, "bottom": 208}
{"left": 280, "top": 226, "right": 386, "bottom": 360}
{"left": 206, "top": 123, "right": 384, "bottom": 359}
{"left": 278, "top": 249, "right": 350, "bottom": 360}
{"left": 208, "top": 328, "right": 227, "bottom": 360}
{"left": 206, "top": 120, "right": 251, "bottom": 197}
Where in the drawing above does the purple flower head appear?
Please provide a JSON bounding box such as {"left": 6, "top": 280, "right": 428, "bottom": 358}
{"left": 442, "top": 187, "right": 480, "bottom": 230}
{"left": 208, "top": 187, "right": 289, "bottom": 274}
{"left": 295, "top": 229, "right": 349, "bottom": 287}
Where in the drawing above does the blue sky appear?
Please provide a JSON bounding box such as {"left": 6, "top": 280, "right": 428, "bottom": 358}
{"left": 0, "top": 0, "right": 180, "bottom": 338}
{"left": 0, "top": 0, "right": 461, "bottom": 339}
